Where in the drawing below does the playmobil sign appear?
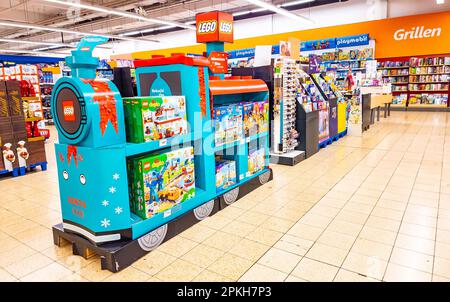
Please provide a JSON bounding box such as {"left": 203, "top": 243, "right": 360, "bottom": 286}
{"left": 394, "top": 26, "right": 441, "bottom": 41}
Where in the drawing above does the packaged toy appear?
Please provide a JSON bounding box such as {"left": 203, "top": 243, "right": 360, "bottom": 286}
{"left": 215, "top": 159, "right": 237, "bottom": 193}
{"left": 128, "top": 146, "right": 195, "bottom": 219}
{"left": 123, "top": 96, "right": 187, "bottom": 143}
{"left": 241, "top": 102, "right": 257, "bottom": 137}
{"left": 254, "top": 101, "right": 269, "bottom": 134}
{"left": 213, "top": 105, "right": 243, "bottom": 146}
{"left": 247, "top": 147, "right": 265, "bottom": 176}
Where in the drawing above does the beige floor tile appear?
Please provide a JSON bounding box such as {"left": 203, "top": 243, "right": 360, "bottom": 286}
{"left": 228, "top": 239, "right": 270, "bottom": 262}
{"left": 403, "top": 211, "right": 437, "bottom": 228}
{"left": 257, "top": 248, "right": 302, "bottom": 273}
{"left": 366, "top": 216, "right": 401, "bottom": 232}
{"left": 155, "top": 259, "right": 203, "bottom": 281}
{"left": 273, "top": 234, "right": 314, "bottom": 256}
{"left": 400, "top": 222, "right": 436, "bottom": 240}
{"left": 284, "top": 275, "right": 308, "bottom": 282}
{"left": 371, "top": 206, "right": 404, "bottom": 221}
{"left": 261, "top": 216, "right": 296, "bottom": 233}
{"left": 351, "top": 238, "right": 393, "bottom": 261}
{"left": 395, "top": 233, "right": 435, "bottom": 255}
{"left": 156, "top": 236, "right": 198, "bottom": 258}
{"left": 245, "top": 228, "right": 284, "bottom": 246}
{"left": 132, "top": 250, "right": 177, "bottom": 275}
{"left": 432, "top": 275, "right": 450, "bottom": 282}
{"left": 182, "top": 244, "right": 225, "bottom": 268}
{"left": 0, "top": 268, "right": 17, "bottom": 282}
{"left": 317, "top": 229, "right": 356, "bottom": 250}
{"left": 291, "top": 257, "right": 339, "bottom": 282}
{"left": 384, "top": 263, "right": 432, "bottom": 282}
{"left": 78, "top": 259, "right": 113, "bottom": 281}
{"left": 334, "top": 269, "right": 379, "bottom": 282}
{"left": 327, "top": 220, "right": 363, "bottom": 237}
{"left": 239, "top": 264, "right": 288, "bottom": 282}
{"left": 20, "top": 262, "right": 73, "bottom": 282}
{"left": 103, "top": 267, "right": 150, "bottom": 282}
{"left": 207, "top": 253, "right": 254, "bottom": 281}
{"left": 359, "top": 226, "right": 397, "bottom": 245}
{"left": 433, "top": 257, "right": 450, "bottom": 279}
{"left": 57, "top": 273, "right": 90, "bottom": 282}
{"left": 221, "top": 220, "right": 257, "bottom": 238}
{"left": 0, "top": 244, "right": 36, "bottom": 267}
{"left": 199, "top": 215, "right": 234, "bottom": 230}
{"left": 4, "top": 253, "right": 54, "bottom": 279}
{"left": 192, "top": 269, "right": 233, "bottom": 282}
{"left": 390, "top": 247, "right": 433, "bottom": 273}
{"left": 202, "top": 231, "right": 242, "bottom": 252}
{"left": 287, "top": 223, "right": 324, "bottom": 241}
{"left": 305, "top": 243, "right": 348, "bottom": 267}
{"left": 179, "top": 224, "right": 217, "bottom": 243}
{"left": 342, "top": 252, "right": 387, "bottom": 280}
{"left": 435, "top": 241, "right": 450, "bottom": 260}
{"left": 299, "top": 213, "right": 333, "bottom": 229}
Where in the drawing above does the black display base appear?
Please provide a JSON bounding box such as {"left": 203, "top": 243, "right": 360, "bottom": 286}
{"left": 269, "top": 151, "right": 305, "bottom": 166}
{"left": 52, "top": 168, "right": 273, "bottom": 273}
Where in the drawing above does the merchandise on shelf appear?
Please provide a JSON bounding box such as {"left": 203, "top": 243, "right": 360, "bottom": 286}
{"left": 409, "top": 93, "right": 448, "bottom": 106}
{"left": 213, "top": 104, "right": 243, "bottom": 146}
{"left": 215, "top": 158, "right": 237, "bottom": 193}
{"left": 248, "top": 147, "right": 266, "bottom": 176}
{"left": 240, "top": 100, "right": 269, "bottom": 137}
{"left": 393, "top": 94, "right": 408, "bottom": 105}
{"left": 123, "top": 96, "right": 188, "bottom": 143}
{"left": 128, "top": 146, "right": 196, "bottom": 220}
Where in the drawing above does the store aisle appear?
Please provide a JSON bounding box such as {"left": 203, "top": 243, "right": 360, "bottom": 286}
{"left": 0, "top": 111, "right": 449, "bottom": 282}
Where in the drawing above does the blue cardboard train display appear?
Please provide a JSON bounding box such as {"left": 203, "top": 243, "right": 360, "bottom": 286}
{"left": 51, "top": 36, "right": 271, "bottom": 251}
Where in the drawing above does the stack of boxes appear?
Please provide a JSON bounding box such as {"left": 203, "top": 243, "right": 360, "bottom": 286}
{"left": 0, "top": 80, "right": 47, "bottom": 172}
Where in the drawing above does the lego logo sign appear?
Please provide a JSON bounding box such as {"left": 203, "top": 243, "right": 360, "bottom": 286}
{"left": 198, "top": 21, "right": 217, "bottom": 34}
{"left": 196, "top": 11, "right": 233, "bottom": 43}
{"left": 62, "top": 100, "right": 76, "bottom": 121}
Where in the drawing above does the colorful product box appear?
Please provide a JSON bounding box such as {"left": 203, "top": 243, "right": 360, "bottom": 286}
{"left": 241, "top": 102, "right": 257, "bottom": 137}
{"left": 213, "top": 105, "right": 243, "bottom": 146}
{"left": 128, "top": 147, "right": 195, "bottom": 220}
{"left": 215, "top": 159, "right": 237, "bottom": 193}
{"left": 123, "top": 96, "right": 187, "bottom": 143}
{"left": 255, "top": 100, "right": 269, "bottom": 134}
{"left": 247, "top": 147, "right": 266, "bottom": 176}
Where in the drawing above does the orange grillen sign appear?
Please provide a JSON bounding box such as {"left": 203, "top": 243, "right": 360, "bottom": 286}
{"left": 196, "top": 11, "right": 234, "bottom": 44}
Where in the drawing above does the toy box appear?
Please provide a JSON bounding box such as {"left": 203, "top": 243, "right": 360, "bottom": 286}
{"left": 215, "top": 159, "right": 237, "bottom": 193}
{"left": 128, "top": 146, "right": 195, "bottom": 220}
{"left": 247, "top": 147, "right": 265, "bottom": 176}
{"left": 254, "top": 101, "right": 269, "bottom": 134}
{"left": 123, "top": 96, "right": 187, "bottom": 143}
{"left": 213, "top": 105, "right": 243, "bottom": 146}
{"left": 241, "top": 102, "right": 258, "bottom": 137}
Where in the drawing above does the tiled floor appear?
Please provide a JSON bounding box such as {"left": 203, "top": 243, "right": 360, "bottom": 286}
{"left": 1, "top": 111, "right": 449, "bottom": 282}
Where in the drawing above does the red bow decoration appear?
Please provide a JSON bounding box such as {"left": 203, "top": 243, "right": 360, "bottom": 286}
{"left": 67, "top": 145, "right": 78, "bottom": 167}
{"left": 82, "top": 79, "right": 119, "bottom": 136}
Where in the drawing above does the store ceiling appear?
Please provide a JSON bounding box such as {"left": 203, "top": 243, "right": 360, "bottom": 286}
{"left": 0, "top": 0, "right": 346, "bottom": 55}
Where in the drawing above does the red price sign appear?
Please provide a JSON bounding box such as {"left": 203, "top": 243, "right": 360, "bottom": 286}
{"left": 208, "top": 52, "right": 229, "bottom": 74}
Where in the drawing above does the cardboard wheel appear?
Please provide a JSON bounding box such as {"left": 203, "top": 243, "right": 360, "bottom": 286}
{"left": 193, "top": 200, "right": 215, "bottom": 220}
{"left": 223, "top": 187, "right": 239, "bottom": 205}
{"left": 258, "top": 171, "right": 271, "bottom": 185}
{"left": 137, "top": 224, "right": 168, "bottom": 252}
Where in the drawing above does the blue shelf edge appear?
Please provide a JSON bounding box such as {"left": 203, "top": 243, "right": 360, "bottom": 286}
{"left": 124, "top": 133, "right": 199, "bottom": 157}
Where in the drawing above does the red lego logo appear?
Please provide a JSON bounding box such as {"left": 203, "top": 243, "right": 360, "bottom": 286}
{"left": 62, "top": 100, "right": 76, "bottom": 121}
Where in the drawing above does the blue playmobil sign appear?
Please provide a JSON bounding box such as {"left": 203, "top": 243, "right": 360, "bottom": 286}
{"left": 336, "top": 34, "right": 370, "bottom": 47}
{"left": 228, "top": 45, "right": 280, "bottom": 59}
{"left": 301, "top": 38, "right": 336, "bottom": 51}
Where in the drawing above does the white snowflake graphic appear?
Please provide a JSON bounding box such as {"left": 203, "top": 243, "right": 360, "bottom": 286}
{"left": 100, "top": 218, "right": 110, "bottom": 228}
{"left": 112, "top": 173, "right": 120, "bottom": 181}
{"left": 109, "top": 186, "right": 117, "bottom": 194}
{"left": 115, "top": 207, "right": 123, "bottom": 215}
{"left": 101, "top": 200, "right": 109, "bottom": 207}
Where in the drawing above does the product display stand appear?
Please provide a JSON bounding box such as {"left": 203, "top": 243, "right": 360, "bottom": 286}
{"left": 51, "top": 14, "right": 273, "bottom": 273}
{"left": 295, "top": 105, "right": 319, "bottom": 158}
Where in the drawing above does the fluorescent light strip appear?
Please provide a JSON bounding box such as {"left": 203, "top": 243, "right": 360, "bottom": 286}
{"left": 0, "top": 38, "right": 74, "bottom": 48}
{"left": 0, "top": 48, "right": 66, "bottom": 56}
{"left": 233, "top": 11, "right": 251, "bottom": 17}
{"left": 242, "top": 0, "right": 314, "bottom": 24}
{"left": 280, "top": 0, "right": 315, "bottom": 8}
{"left": 0, "top": 20, "right": 158, "bottom": 43}
{"left": 44, "top": 0, "right": 195, "bottom": 30}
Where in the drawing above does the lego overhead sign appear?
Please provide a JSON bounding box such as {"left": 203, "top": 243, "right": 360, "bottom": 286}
{"left": 196, "top": 11, "right": 234, "bottom": 43}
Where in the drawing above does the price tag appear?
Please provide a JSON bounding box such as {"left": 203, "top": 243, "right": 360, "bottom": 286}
{"left": 246, "top": 137, "right": 250, "bottom": 143}
{"left": 159, "top": 139, "right": 168, "bottom": 147}
{"left": 246, "top": 172, "right": 251, "bottom": 178}
{"left": 164, "top": 209, "right": 171, "bottom": 218}
{"left": 239, "top": 174, "right": 244, "bottom": 180}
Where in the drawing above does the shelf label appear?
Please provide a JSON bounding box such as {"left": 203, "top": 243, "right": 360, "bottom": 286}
{"left": 164, "top": 209, "right": 172, "bottom": 218}
{"left": 159, "top": 139, "right": 168, "bottom": 147}
{"left": 246, "top": 137, "right": 251, "bottom": 143}
{"left": 239, "top": 174, "right": 244, "bottom": 180}
{"left": 246, "top": 172, "right": 251, "bottom": 178}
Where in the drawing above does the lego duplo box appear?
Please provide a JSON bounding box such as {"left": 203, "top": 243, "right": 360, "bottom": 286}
{"left": 128, "top": 146, "right": 195, "bottom": 220}
{"left": 123, "top": 96, "right": 187, "bottom": 144}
